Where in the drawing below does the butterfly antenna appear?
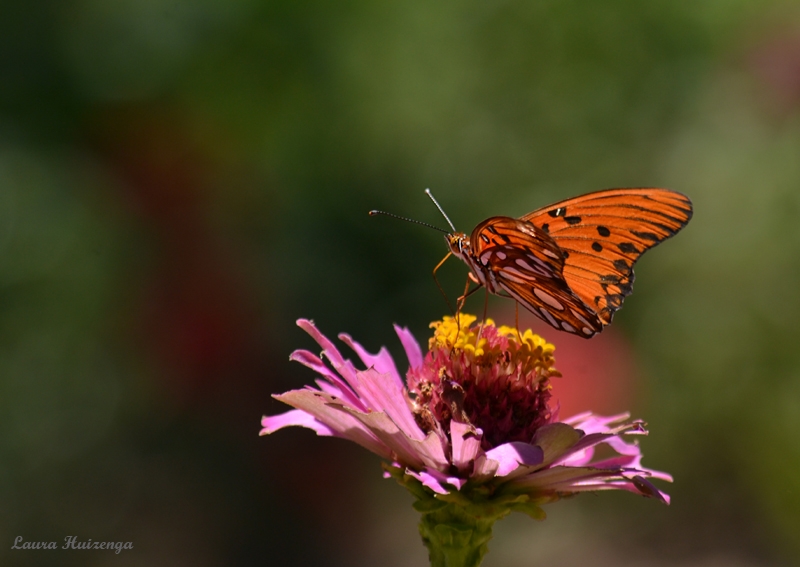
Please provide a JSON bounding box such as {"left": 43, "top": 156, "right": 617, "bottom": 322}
{"left": 424, "top": 189, "right": 457, "bottom": 232}
{"left": 368, "top": 210, "right": 449, "bottom": 234}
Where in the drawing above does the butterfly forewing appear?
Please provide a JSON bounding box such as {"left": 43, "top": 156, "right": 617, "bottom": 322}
{"left": 520, "top": 188, "right": 692, "bottom": 325}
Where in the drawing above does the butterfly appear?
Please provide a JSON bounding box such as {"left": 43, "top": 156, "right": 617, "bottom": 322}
{"left": 433, "top": 188, "right": 693, "bottom": 338}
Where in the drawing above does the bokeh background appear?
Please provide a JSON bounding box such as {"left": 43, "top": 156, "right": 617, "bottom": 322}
{"left": 2, "top": 1, "right": 800, "bottom": 566}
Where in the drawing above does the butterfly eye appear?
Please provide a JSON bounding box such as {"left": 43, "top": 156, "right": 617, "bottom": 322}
{"left": 447, "top": 234, "right": 465, "bottom": 254}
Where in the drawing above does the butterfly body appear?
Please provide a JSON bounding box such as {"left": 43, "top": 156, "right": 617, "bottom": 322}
{"left": 445, "top": 188, "right": 692, "bottom": 338}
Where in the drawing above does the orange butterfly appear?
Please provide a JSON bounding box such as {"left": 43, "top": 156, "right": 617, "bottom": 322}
{"left": 373, "top": 188, "right": 692, "bottom": 338}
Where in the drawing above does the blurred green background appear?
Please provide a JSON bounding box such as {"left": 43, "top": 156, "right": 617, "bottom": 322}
{"left": 2, "top": 1, "right": 800, "bottom": 565}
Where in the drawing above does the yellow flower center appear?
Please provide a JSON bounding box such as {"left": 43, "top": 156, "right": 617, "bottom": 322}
{"left": 428, "top": 315, "right": 559, "bottom": 377}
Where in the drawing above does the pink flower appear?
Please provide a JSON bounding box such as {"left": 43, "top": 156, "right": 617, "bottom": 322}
{"left": 261, "top": 315, "right": 671, "bottom": 506}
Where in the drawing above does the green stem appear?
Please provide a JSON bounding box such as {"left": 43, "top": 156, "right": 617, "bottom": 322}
{"left": 385, "top": 464, "right": 547, "bottom": 567}
{"left": 416, "top": 496, "right": 508, "bottom": 567}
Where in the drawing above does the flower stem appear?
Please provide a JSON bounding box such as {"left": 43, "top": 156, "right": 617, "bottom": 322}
{"left": 416, "top": 495, "right": 508, "bottom": 567}
{"left": 386, "top": 465, "right": 546, "bottom": 567}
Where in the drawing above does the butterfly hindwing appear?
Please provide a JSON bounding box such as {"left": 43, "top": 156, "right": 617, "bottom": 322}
{"left": 468, "top": 217, "right": 605, "bottom": 336}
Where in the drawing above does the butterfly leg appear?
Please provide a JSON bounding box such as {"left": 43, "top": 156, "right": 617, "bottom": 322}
{"left": 456, "top": 278, "right": 478, "bottom": 313}
{"left": 432, "top": 252, "right": 456, "bottom": 316}
{"left": 475, "top": 286, "right": 490, "bottom": 346}
{"left": 456, "top": 276, "right": 483, "bottom": 310}
{"left": 456, "top": 278, "right": 484, "bottom": 323}
{"left": 454, "top": 277, "right": 483, "bottom": 344}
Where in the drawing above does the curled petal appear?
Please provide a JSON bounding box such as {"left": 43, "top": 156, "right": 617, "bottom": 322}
{"left": 484, "top": 442, "right": 545, "bottom": 477}
{"left": 532, "top": 423, "right": 582, "bottom": 467}
{"left": 556, "top": 421, "right": 647, "bottom": 466}
{"left": 260, "top": 409, "right": 335, "bottom": 437}
{"left": 405, "top": 469, "right": 450, "bottom": 494}
{"left": 297, "top": 319, "right": 361, "bottom": 391}
{"left": 394, "top": 324, "right": 423, "bottom": 369}
{"left": 338, "top": 333, "right": 405, "bottom": 392}
{"left": 289, "top": 349, "right": 365, "bottom": 410}
{"left": 405, "top": 468, "right": 468, "bottom": 494}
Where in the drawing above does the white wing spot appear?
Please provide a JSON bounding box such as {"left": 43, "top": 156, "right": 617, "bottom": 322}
{"left": 570, "top": 308, "right": 592, "bottom": 328}
{"left": 480, "top": 251, "right": 493, "bottom": 266}
{"left": 499, "top": 267, "right": 528, "bottom": 283}
{"left": 539, "top": 307, "right": 559, "bottom": 328}
{"left": 495, "top": 251, "right": 507, "bottom": 260}
{"left": 534, "top": 288, "right": 564, "bottom": 311}
{"left": 515, "top": 258, "right": 534, "bottom": 271}
{"left": 581, "top": 326, "right": 594, "bottom": 336}
{"left": 543, "top": 249, "right": 560, "bottom": 259}
{"left": 517, "top": 223, "right": 538, "bottom": 237}
{"left": 515, "top": 256, "right": 552, "bottom": 277}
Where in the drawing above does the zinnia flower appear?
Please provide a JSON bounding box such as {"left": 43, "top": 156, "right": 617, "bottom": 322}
{"left": 262, "top": 315, "right": 671, "bottom": 567}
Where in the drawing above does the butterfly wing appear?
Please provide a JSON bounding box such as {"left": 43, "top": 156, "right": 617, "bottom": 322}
{"left": 469, "top": 217, "right": 605, "bottom": 336}
{"left": 520, "top": 188, "right": 693, "bottom": 325}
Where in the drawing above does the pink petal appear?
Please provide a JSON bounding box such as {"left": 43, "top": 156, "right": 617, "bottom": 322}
{"left": 444, "top": 476, "right": 468, "bottom": 490}
{"left": 556, "top": 425, "right": 643, "bottom": 465}
{"left": 561, "top": 411, "right": 593, "bottom": 424}
{"left": 513, "top": 465, "right": 626, "bottom": 491}
{"left": 450, "top": 421, "right": 483, "bottom": 473}
{"left": 404, "top": 468, "right": 469, "bottom": 493}
{"left": 565, "top": 412, "right": 629, "bottom": 433}
{"left": 272, "top": 390, "right": 392, "bottom": 459}
{"left": 290, "top": 349, "right": 365, "bottom": 410}
{"left": 511, "top": 464, "right": 671, "bottom": 504}
{"left": 352, "top": 368, "right": 422, "bottom": 440}
{"left": 604, "top": 432, "right": 645, "bottom": 456}
{"left": 260, "top": 409, "right": 335, "bottom": 436}
{"left": 315, "top": 378, "right": 347, "bottom": 398}
{"left": 394, "top": 324, "right": 423, "bottom": 369}
{"left": 587, "top": 454, "right": 641, "bottom": 470}
{"left": 637, "top": 468, "right": 674, "bottom": 483}
{"left": 472, "top": 454, "right": 500, "bottom": 479}
{"left": 297, "top": 319, "right": 361, "bottom": 391}
{"left": 561, "top": 476, "right": 671, "bottom": 504}
{"left": 577, "top": 413, "right": 639, "bottom": 434}
{"left": 559, "top": 445, "right": 596, "bottom": 466}
{"left": 484, "top": 442, "right": 545, "bottom": 477}
{"left": 289, "top": 349, "right": 341, "bottom": 384}
{"left": 337, "top": 406, "right": 449, "bottom": 471}
{"left": 405, "top": 469, "right": 450, "bottom": 494}
{"left": 338, "top": 333, "right": 405, "bottom": 391}
{"left": 531, "top": 423, "right": 582, "bottom": 466}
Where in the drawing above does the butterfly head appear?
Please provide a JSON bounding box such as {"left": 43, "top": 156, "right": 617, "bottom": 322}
{"left": 446, "top": 232, "right": 471, "bottom": 259}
